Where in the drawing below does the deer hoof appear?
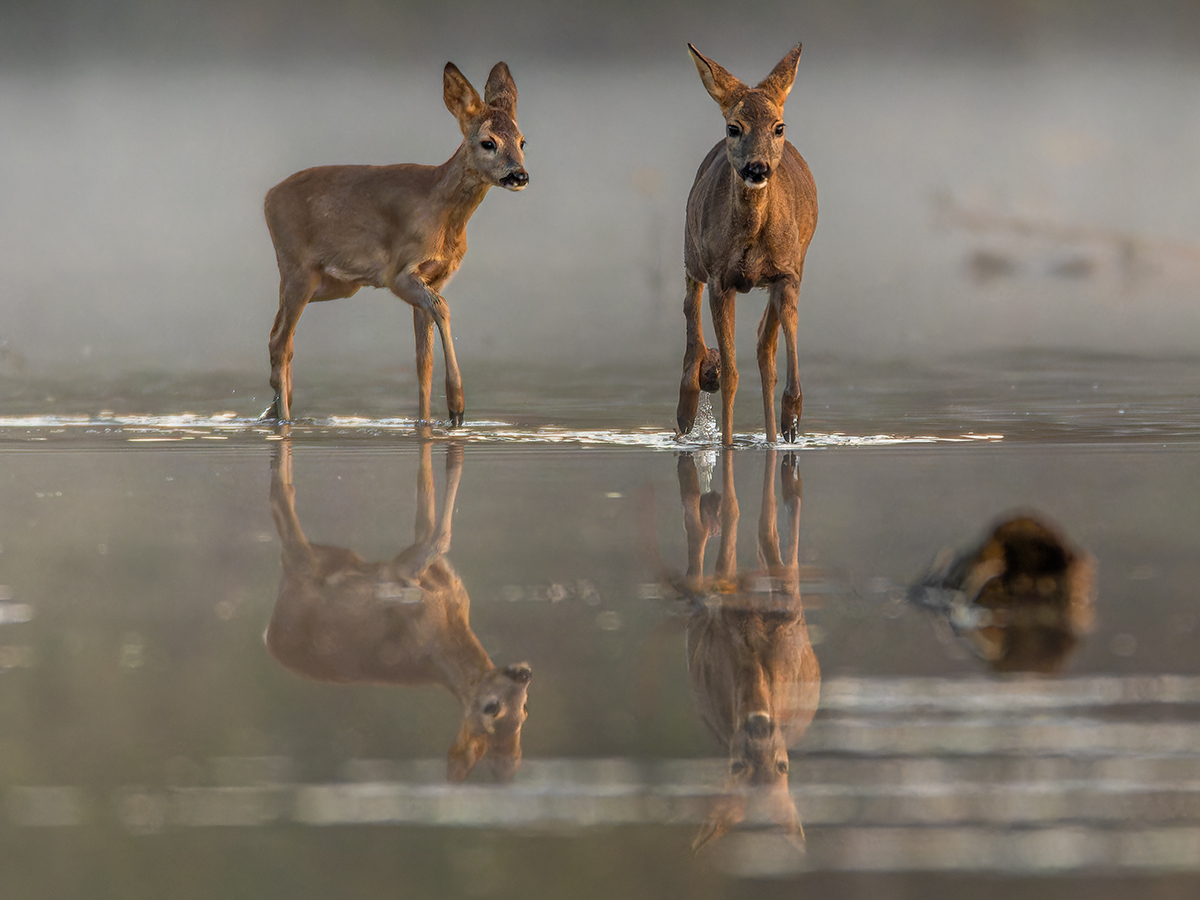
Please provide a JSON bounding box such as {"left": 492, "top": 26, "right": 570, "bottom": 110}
{"left": 699, "top": 348, "right": 721, "bottom": 393}
{"left": 260, "top": 397, "right": 288, "bottom": 422}
{"left": 448, "top": 411, "right": 464, "bottom": 428}
{"left": 781, "top": 417, "right": 799, "bottom": 444}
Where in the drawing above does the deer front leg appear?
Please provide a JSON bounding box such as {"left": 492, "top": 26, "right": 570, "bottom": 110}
{"left": 265, "top": 271, "right": 317, "bottom": 421}
{"left": 413, "top": 307, "right": 435, "bottom": 423}
{"left": 756, "top": 302, "right": 781, "bottom": 444}
{"left": 773, "top": 278, "right": 802, "bottom": 443}
{"left": 392, "top": 271, "right": 465, "bottom": 427}
{"left": 709, "top": 286, "right": 739, "bottom": 446}
{"left": 678, "top": 276, "right": 718, "bottom": 436}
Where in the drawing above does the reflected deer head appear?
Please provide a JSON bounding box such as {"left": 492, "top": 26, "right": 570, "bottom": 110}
{"left": 264, "top": 440, "right": 531, "bottom": 781}
{"left": 646, "top": 449, "right": 820, "bottom": 851}
{"left": 909, "top": 513, "right": 1096, "bottom": 673}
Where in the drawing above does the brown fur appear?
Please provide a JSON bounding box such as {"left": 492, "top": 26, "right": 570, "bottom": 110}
{"left": 262, "top": 62, "right": 528, "bottom": 423}
{"left": 677, "top": 44, "right": 818, "bottom": 445}
{"left": 264, "top": 440, "right": 531, "bottom": 781}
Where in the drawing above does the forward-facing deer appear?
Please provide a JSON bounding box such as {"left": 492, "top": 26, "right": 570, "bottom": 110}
{"left": 677, "top": 44, "right": 818, "bottom": 446}
{"left": 261, "top": 62, "right": 528, "bottom": 423}
{"left": 264, "top": 440, "right": 532, "bottom": 781}
{"left": 645, "top": 450, "right": 821, "bottom": 850}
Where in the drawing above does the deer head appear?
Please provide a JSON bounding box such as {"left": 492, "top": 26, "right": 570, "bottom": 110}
{"left": 687, "top": 43, "right": 802, "bottom": 190}
{"left": 444, "top": 61, "right": 528, "bottom": 191}
{"left": 447, "top": 662, "right": 533, "bottom": 782}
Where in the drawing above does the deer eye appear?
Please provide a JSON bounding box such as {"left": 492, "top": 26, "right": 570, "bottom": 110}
{"left": 480, "top": 139, "right": 496, "bottom": 151}
{"left": 730, "top": 760, "right": 748, "bottom": 775}
{"left": 774, "top": 123, "right": 785, "bottom": 137}
{"left": 727, "top": 124, "right": 741, "bottom": 138}
{"left": 776, "top": 760, "right": 789, "bottom": 774}
{"left": 519, "top": 139, "right": 526, "bottom": 149}
{"left": 482, "top": 701, "right": 501, "bottom": 716}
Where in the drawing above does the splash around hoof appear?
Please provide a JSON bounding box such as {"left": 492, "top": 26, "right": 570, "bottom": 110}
{"left": 700, "top": 348, "right": 722, "bottom": 393}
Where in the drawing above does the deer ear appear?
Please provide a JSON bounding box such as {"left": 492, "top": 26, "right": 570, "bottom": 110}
{"left": 444, "top": 62, "right": 484, "bottom": 134}
{"left": 756, "top": 43, "right": 802, "bottom": 106}
{"left": 484, "top": 61, "right": 518, "bottom": 115}
{"left": 692, "top": 793, "right": 746, "bottom": 852}
{"left": 687, "top": 44, "right": 745, "bottom": 113}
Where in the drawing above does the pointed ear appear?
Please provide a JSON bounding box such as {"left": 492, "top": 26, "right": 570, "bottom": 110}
{"left": 444, "top": 62, "right": 484, "bottom": 134}
{"left": 756, "top": 43, "right": 802, "bottom": 107}
{"left": 769, "top": 784, "right": 806, "bottom": 846}
{"left": 446, "top": 724, "right": 488, "bottom": 782}
{"left": 687, "top": 43, "right": 745, "bottom": 113}
{"left": 692, "top": 793, "right": 746, "bottom": 852}
{"left": 484, "top": 61, "right": 518, "bottom": 115}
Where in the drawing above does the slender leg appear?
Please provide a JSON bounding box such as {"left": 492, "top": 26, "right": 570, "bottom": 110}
{"left": 266, "top": 270, "right": 318, "bottom": 421}
{"left": 714, "top": 449, "right": 739, "bottom": 581}
{"left": 392, "top": 271, "right": 465, "bottom": 427}
{"left": 709, "top": 285, "right": 739, "bottom": 446}
{"left": 758, "top": 448, "right": 782, "bottom": 569}
{"left": 756, "top": 302, "right": 781, "bottom": 444}
{"left": 413, "top": 440, "right": 436, "bottom": 544}
{"left": 774, "top": 278, "right": 803, "bottom": 443}
{"left": 677, "top": 454, "right": 710, "bottom": 594}
{"left": 677, "top": 276, "right": 707, "bottom": 436}
{"left": 781, "top": 452, "right": 801, "bottom": 568}
{"left": 413, "top": 307, "right": 435, "bottom": 423}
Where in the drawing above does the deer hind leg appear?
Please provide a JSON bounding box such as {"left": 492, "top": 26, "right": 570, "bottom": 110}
{"left": 773, "top": 279, "right": 802, "bottom": 443}
{"left": 756, "top": 302, "right": 781, "bottom": 444}
{"left": 265, "top": 269, "right": 318, "bottom": 421}
{"left": 709, "top": 286, "right": 739, "bottom": 446}
{"left": 677, "top": 275, "right": 712, "bottom": 436}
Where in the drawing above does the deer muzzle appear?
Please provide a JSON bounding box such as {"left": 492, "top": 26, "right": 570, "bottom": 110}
{"left": 740, "top": 162, "right": 770, "bottom": 188}
{"left": 499, "top": 169, "right": 529, "bottom": 190}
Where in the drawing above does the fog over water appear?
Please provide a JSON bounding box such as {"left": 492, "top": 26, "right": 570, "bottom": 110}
{"left": 2, "top": 1, "right": 1199, "bottom": 382}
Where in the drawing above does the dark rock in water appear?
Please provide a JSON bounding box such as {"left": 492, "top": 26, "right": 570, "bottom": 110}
{"left": 909, "top": 513, "right": 1096, "bottom": 674}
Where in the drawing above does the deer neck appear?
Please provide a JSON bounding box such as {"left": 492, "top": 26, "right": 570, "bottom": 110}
{"left": 435, "top": 611, "right": 496, "bottom": 702}
{"left": 432, "top": 144, "right": 493, "bottom": 237}
{"left": 728, "top": 172, "right": 771, "bottom": 239}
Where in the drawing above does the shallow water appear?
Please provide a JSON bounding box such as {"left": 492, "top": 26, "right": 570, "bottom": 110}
{"left": 2, "top": 353, "right": 1200, "bottom": 897}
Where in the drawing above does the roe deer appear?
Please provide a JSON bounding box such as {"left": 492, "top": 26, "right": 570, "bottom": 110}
{"left": 645, "top": 450, "right": 820, "bottom": 850}
{"left": 262, "top": 62, "right": 528, "bottom": 423}
{"left": 264, "top": 440, "right": 532, "bottom": 781}
{"left": 676, "top": 44, "right": 818, "bottom": 446}
{"left": 909, "top": 513, "right": 1096, "bottom": 674}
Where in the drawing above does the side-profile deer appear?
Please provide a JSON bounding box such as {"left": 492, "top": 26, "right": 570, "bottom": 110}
{"left": 677, "top": 43, "right": 818, "bottom": 446}
{"left": 262, "top": 62, "right": 528, "bottom": 423}
{"left": 909, "top": 513, "right": 1096, "bottom": 674}
{"left": 644, "top": 450, "right": 821, "bottom": 850}
{"left": 264, "top": 440, "right": 532, "bottom": 781}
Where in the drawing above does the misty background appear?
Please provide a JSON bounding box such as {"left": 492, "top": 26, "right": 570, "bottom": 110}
{"left": 1, "top": 0, "right": 1199, "bottom": 387}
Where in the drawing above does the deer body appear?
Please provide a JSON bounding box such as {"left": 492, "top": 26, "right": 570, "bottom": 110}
{"left": 265, "top": 441, "right": 532, "bottom": 781}
{"left": 677, "top": 44, "right": 818, "bottom": 445}
{"left": 263, "top": 62, "right": 527, "bottom": 424}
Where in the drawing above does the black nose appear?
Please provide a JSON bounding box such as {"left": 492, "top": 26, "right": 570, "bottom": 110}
{"left": 743, "top": 162, "right": 769, "bottom": 183}
{"left": 745, "top": 712, "right": 773, "bottom": 739}
{"left": 510, "top": 170, "right": 529, "bottom": 186}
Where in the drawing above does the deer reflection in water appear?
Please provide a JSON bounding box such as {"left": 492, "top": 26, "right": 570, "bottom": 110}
{"left": 264, "top": 440, "right": 531, "bottom": 781}
{"left": 648, "top": 449, "right": 820, "bottom": 851}
{"left": 909, "top": 513, "right": 1096, "bottom": 673}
